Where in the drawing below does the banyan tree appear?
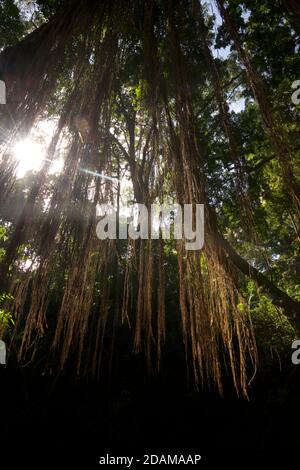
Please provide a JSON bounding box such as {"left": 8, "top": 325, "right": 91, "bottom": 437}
{"left": 0, "top": 0, "right": 299, "bottom": 398}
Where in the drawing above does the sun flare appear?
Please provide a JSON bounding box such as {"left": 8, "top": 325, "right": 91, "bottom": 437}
{"left": 12, "top": 120, "right": 64, "bottom": 178}
{"left": 13, "top": 138, "right": 45, "bottom": 177}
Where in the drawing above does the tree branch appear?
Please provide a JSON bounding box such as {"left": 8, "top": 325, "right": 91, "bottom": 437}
{"left": 217, "top": 230, "right": 300, "bottom": 331}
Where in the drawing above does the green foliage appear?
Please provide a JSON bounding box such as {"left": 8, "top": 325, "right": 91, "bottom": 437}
{"left": 246, "top": 281, "right": 296, "bottom": 364}
{"left": 0, "top": 292, "right": 14, "bottom": 335}
{"left": 0, "top": 224, "right": 7, "bottom": 261}
{"left": 0, "top": 0, "right": 25, "bottom": 49}
{"left": 36, "top": 0, "right": 62, "bottom": 18}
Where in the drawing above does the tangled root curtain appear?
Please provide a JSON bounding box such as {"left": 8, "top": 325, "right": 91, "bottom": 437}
{"left": 0, "top": 0, "right": 299, "bottom": 398}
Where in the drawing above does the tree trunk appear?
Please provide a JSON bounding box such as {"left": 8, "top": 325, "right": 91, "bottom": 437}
{"left": 170, "top": 2, "right": 300, "bottom": 332}
{"left": 216, "top": 0, "right": 300, "bottom": 216}
{"left": 217, "top": 229, "right": 300, "bottom": 331}
{"left": 195, "top": 2, "right": 257, "bottom": 241}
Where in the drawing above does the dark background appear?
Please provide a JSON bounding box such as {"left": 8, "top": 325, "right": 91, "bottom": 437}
{"left": 1, "top": 342, "right": 300, "bottom": 469}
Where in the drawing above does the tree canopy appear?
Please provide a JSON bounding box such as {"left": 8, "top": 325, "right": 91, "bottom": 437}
{"left": 0, "top": 0, "right": 299, "bottom": 397}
